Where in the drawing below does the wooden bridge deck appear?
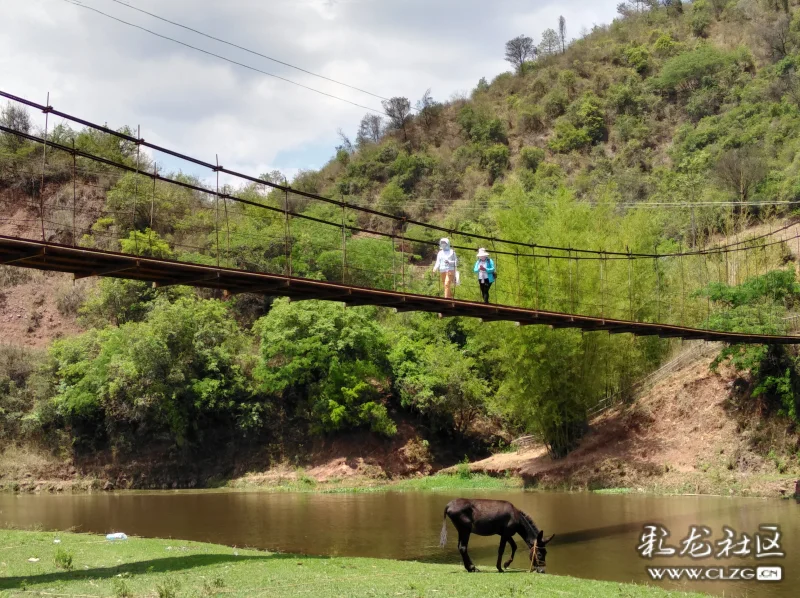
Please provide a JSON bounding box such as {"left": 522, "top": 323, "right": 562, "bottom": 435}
{"left": 2, "top": 235, "right": 799, "bottom": 345}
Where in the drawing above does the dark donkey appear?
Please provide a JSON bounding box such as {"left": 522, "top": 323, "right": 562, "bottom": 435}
{"left": 440, "top": 498, "right": 554, "bottom": 573}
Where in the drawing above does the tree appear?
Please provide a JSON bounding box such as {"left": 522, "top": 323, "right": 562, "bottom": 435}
{"left": 505, "top": 35, "right": 535, "bottom": 74}
{"left": 389, "top": 336, "right": 490, "bottom": 435}
{"left": 416, "top": 89, "right": 442, "bottom": 132}
{"left": 336, "top": 128, "right": 353, "bottom": 154}
{"left": 381, "top": 97, "right": 412, "bottom": 141}
{"left": 259, "top": 170, "right": 284, "bottom": 184}
{"left": 0, "top": 103, "right": 31, "bottom": 152}
{"left": 474, "top": 77, "right": 490, "bottom": 94}
{"left": 51, "top": 297, "right": 254, "bottom": 451}
{"left": 539, "top": 29, "right": 560, "bottom": 56}
{"left": 756, "top": 14, "right": 792, "bottom": 62}
{"left": 482, "top": 144, "right": 510, "bottom": 183}
{"left": 255, "top": 300, "right": 395, "bottom": 436}
{"left": 690, "top": 0, "right": 712, "bottom": 37}
{"left": 356, "top": 114, "right": 383, "bottom": 146}
{"left": 520, "top": 147, "right": 546, "bottom": 171}
{"left": 662, "top": 0, "right": 684, "bottom": 17}
{"left": 558, "top": 16, "right": 567, "bottom": 53}
{"left": 715, "top": 147, "right": 767, "bottom": 206}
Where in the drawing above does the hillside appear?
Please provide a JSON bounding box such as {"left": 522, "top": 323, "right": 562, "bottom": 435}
{"left": 469, "top": 341, "right": 800, "bottom": 497}
{"left": 2, "top": 1, "right": 800, "bottom": 491}
{"left": 301, "top": 1, "right": 800, "bottom": 235}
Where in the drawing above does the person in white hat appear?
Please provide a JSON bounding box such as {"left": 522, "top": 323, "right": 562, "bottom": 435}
{"left": 432, "top": 238, "right": 458, "bottom": 299}
{"left": 473, "top": 248, "right": 495, "bottom": 303}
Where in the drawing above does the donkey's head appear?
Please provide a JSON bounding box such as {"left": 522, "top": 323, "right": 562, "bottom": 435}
{"left": 519, "top": 511, "right": 555, "bottom": 573}
{"left": 530, "top": 529, "right": 555, "bottom": 572}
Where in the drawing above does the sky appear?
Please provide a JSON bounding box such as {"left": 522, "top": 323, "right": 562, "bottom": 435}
{"left": 1, "top": 0, "right": 621, "bottom": 184}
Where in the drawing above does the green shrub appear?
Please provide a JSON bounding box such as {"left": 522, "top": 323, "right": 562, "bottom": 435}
{"left": 653, "top": 34, "right": 679, "bottom": 57}
{"left": 53, "top": 548, "right": 73, "bottom": 571}
{"left": 700, "top": 270, "right": 800, "bottom": 424}
{"left": 379, "top": 181, "right": 406, "bottom": 215}
{"left": 614, "top": 115, "right": 650, "bottom": 143}
{"left": 549, "top": 120, "right": 592, "bottom": 153}
{"left": 576, "top": 93, "right": 606, "bottom": 143}
{"left": 624, "top": 45, "right": 650, "bottom": 75}
{"left": 113, "top": 579, "right": 132, "bottom": 598}
{"left": 482, "top": 144, "right": 510, "bottom": 182}
{"left": 543, "top": 89, "right": 569, "bottom": 119}
{"left": 457, "top": 106, "right": 507, "bottom": 144}
{"left": 318, "top": 237, "right": 397, "bottom": 290}
{"left": 558, "top": 70, "right": 578, "bottom": 98}
{"left": 156, "top": 578, "right": 180, "bottom": 598}
{"left": 119, "top": 228, "right": 174, "bottom": 259}
{"left": 518, "top": 104, "right": 545, "bottom": 132}
{"left": 389, "top": 335, "right": 490, "bottom": 436}
{"left": 457, "top": 456, "right": 472, "bottom": 479}
{"left": 519, "top": 147, "right": 546, "bottom": 171}
{"left": 608, "top": 81, "right": 647, "bottom": 116}
{"left": 51, "top": 297, "right": 255, "bottom": 451}
{"left": 656, "top": 46, "right": 731, "bottom": 92}
{"left": 255, "top": 300, "right": 396, "bottom": 436}
{"left": 686, "top": 86, "right": 724, "bottom": 121}
{"left": 390, "top": 152, "right": 435, "bottom": 192}
{"left": 690, "top": 0, "right": 712, "bottom": 38}
{"left": 0, "top": 345, "right": 44, "bottom": 441}
{"left": 79, "top": 278, "right": 190, "bottom": 327}
{"left": 452, "top": 143, "right": 483, "bottom": 173}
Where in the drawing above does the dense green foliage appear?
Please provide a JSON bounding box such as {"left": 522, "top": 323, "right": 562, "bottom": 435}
{"left": 49, "top": 297, "right": 256, "bottom": 451}
{"left": 3, "top": 1, "right": 800, "bottom": 464}
{"left": 255, "top": 300, "right": 395, "bottom": 436}
{"left": 704, "top": 270, "right": 800, "bottom": 423}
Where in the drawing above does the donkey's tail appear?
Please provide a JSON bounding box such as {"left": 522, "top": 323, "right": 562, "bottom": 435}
{"left": 439, "top": 507, "right": 449, "bottom": 547}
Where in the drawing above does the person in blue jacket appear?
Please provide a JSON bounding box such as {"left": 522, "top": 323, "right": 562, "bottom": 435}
{"left": 473, "top": 248, "right": 495, "bottom": 303}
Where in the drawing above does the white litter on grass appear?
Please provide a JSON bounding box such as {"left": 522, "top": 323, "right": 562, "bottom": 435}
{"left": 53, "top": 539, "right": 61, "bottom": 544}
{"left": 27, "top": 558, "right": 39, "bottom": 563}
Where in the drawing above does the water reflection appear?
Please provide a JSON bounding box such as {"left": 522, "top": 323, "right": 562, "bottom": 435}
{"left": 0, "top": 490, "right": 796, "bottom": 597}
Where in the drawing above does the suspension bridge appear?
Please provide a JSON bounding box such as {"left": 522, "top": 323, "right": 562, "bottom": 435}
{"left": 1, "top": 89, "right": 799, "bottom": 345}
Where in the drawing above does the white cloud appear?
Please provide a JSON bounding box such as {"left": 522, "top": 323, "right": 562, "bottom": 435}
{"left": 2, "top": 0, "right": 620, "bottom": 182}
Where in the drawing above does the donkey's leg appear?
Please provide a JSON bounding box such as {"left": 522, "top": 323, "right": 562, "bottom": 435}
{"left": 496, "top": 537, "right": 507, "bottom": 572}
{"left": 503, "top": 537, "right": 517, "bottom": 569}
{"left": 457, "top": 530, "right": 476, "bottom": 572}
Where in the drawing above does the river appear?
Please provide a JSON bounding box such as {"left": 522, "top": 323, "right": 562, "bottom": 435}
{"left": 0, "top": 489, "right": 796, "bottom": 597}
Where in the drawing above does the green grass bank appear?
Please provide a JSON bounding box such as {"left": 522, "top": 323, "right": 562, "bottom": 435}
{"left": 0, "top": 530, "right": 707, "bottom": 598}
{"left": 224, "top": 471, "right": 523, "bottom": 494}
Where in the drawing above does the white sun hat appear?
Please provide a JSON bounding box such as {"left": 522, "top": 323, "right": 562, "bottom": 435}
{"left": 476, "top": 248, "right": 490, "bottom": 258}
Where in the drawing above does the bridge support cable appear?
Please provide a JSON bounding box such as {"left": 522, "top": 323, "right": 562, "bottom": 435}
{"left": 0, "top": 89, "right": 793, "bottom": 261}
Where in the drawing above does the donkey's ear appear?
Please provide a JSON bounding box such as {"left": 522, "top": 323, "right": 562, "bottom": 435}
{"left": 536, "top": 530, "right": 544, "bottom": 541}
{"left": 543, "top": 533, "right": 555, "bottom": 545}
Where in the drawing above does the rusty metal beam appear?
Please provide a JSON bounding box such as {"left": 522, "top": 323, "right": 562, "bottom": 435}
{"left": 74, "top": 261, "right": 141, "bottom": 280}
{"left": 0, "top": 248, "right": 45, "bottom": 265}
